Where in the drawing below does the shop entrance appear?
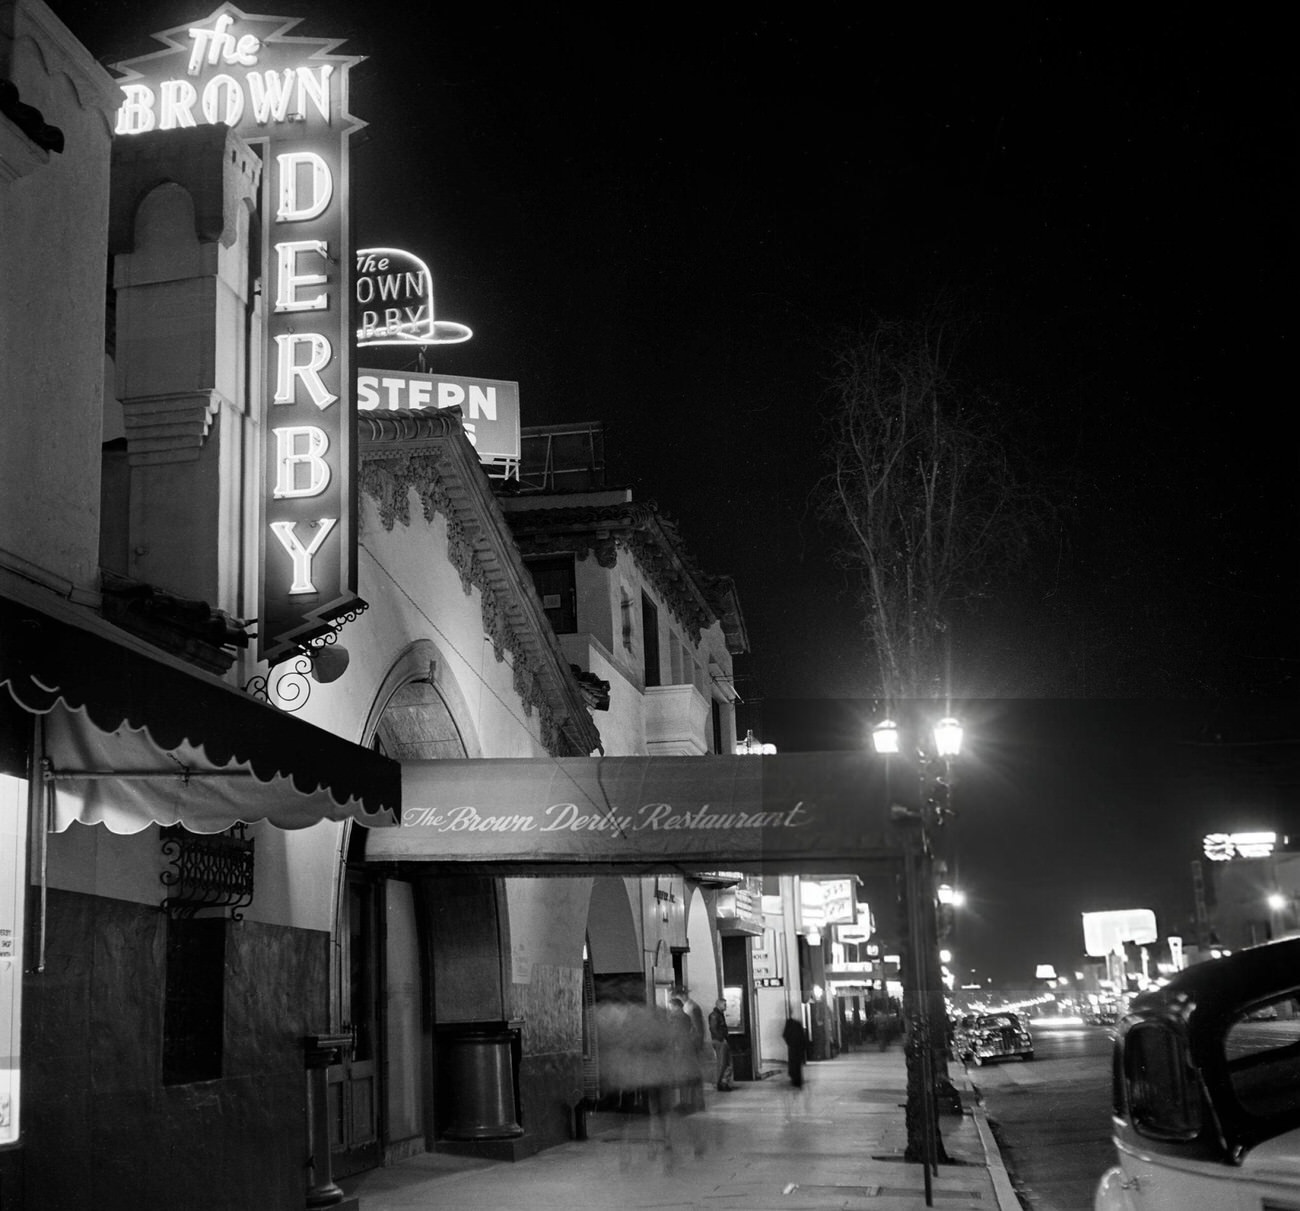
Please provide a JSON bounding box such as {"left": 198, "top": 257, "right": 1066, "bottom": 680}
{"left": 330, "top": 855, "right": 384, "bottom": 1176}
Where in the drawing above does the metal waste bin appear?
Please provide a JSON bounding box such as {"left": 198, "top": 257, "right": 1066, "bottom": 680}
{"left": 442, "top": 1032, "right": 523, "bottom": 1140}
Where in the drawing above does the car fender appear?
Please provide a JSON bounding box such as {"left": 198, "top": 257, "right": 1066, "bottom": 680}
{"left": 1094, "top": 1165, "right": 1140, "bottom": 1211}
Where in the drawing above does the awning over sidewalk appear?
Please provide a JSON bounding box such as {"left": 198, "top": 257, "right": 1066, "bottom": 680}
{"left": 367, "top": 753, "right": 897, "bottom": 872}
{"left": 1, "top": 594, "right": 399, "bottom": 834}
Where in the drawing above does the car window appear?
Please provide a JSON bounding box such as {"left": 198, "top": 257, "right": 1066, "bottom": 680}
{"left": 1224, "top": 994, "right": 1300, "bottom": 1117}
{"left": 1124, "top": 1023, "right": 1201, "bottom": 1139}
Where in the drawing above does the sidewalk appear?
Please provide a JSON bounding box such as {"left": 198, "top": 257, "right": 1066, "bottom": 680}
{"left": 340, "top": 1046, "right": 1021, "bottom": 1211}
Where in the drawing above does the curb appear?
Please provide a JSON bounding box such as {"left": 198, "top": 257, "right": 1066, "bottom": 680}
{"left": 969, "top": 1099, "right": 1024, "bottom": 1211}
{"left": 956, "top": 1072, "right": 1022, "bottom": 1211}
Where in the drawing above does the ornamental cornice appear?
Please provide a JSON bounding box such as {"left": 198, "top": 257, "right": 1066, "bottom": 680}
{"left": 505, "top": 500, "right": 727, "bottom": 646}
{"left": 358, "top": 412, "right": 598, "bottom": 757}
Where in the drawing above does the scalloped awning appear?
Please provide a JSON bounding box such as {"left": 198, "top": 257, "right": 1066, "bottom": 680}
{"left": 1, "top": 594, "right": 399, "bottom": 834}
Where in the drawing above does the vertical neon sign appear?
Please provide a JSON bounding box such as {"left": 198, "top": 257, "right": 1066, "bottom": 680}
{"left": 112, "top": 6, "right": 365, "bottom": 664}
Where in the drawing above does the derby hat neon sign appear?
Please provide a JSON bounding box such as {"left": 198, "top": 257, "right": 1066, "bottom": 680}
{"left": 356, "top": 248, "right": 472, "bottom": 346}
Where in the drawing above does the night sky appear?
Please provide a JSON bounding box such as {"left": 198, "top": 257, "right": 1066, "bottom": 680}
{"left": 51, "top": 4, "right": 1299, "bottom": 984}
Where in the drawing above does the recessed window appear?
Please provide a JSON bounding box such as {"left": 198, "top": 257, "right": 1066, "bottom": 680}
{"left": 163, "top": 917, "right": 226, "bottom": 1085}
{"left": 527, "top": 556, "right": 577, "bottom": 634}
{"left": 641, "top": 594, "right": 660, "bottom": 687}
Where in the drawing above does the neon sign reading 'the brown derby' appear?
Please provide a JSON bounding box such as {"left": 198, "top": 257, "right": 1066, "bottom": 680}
{"left": 112, "top": 6, "right": 365, "bottom": 664}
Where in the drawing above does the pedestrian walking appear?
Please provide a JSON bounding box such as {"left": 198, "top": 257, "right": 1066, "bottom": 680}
{"left": 708, "top": 998, "right": 734, "bottom": 1090}
{"left": 783, "top": 1014, "right": 808, "bottom": 1088}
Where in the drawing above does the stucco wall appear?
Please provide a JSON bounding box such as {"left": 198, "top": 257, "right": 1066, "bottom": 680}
{"left": 23, "top": 889, "right": 327, "bottom": 1211}
{"left": 0, "top": 0, "right": 117, "bottom": 595}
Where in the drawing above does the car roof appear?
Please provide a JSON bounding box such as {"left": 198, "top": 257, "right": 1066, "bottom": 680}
{"left": 1128, "top": 938, "right": 1300, "bottom": 1034}
{"left": 1120, "top": 938, "right": 1300, "bottom": 1159}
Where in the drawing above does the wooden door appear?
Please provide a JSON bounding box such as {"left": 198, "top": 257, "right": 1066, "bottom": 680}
{"left": 330, "top": 872, "right": 383, "bottom": 1177}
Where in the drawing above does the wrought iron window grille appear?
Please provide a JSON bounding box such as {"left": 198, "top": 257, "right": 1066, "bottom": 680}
{"left": 160, "top": 823, "right": 255, "bottom": 920}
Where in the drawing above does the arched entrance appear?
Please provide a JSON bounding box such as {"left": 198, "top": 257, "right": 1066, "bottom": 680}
{"left": 334, "top": 649, "right": 471, "bottom": 1177}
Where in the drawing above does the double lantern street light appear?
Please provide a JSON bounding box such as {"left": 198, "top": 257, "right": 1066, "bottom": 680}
{"left": 871, "top": 713, "right": 964, "bottom": 1204}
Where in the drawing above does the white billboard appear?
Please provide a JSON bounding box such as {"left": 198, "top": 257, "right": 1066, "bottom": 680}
{"left": 1082, "top": 908, "right": 1158, "bottom": 957}
{"left": 358, "top": 370, "right": 521, "bottom": 465}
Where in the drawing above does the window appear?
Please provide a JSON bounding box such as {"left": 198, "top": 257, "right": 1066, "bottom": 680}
{"left": 1225, "top": 994, "right": 1300, "bottom": 1117}
{"left": 620, "top": 589, "right": 634, "bottom": 650}
{"left": 527, "top": 555, "right": 577, "bottom": 634}
{"left": 641, "top": 593, "right": 660, "bottom": 687}
{"left": 1123, "top": 1023, "right": 1201, "bottom": 1139}
{"left": 163, "top": 917, "right": 226, "bottom": 1085}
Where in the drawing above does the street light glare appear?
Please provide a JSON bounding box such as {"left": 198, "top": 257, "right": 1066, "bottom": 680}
{"left": 934, "top": 717, "right": 963, "bottom": 757}
{"left": 871, "top": 719, "right": 900, "bottom": 754}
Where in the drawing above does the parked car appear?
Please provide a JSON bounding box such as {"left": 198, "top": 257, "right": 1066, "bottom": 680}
{"left": 1096, "top": 937, "right": 1300, "bottom": 1211}
{"left": 955, "top": 1011, "right": 1034, "bottom": 1066}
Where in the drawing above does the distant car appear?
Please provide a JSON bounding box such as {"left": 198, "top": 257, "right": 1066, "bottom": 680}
{"left": 1096, "top": 937, "right": 1300, "bottom": 1211}
{"left": 956, "top": 1012, "right": 1034, "bottom": 1066}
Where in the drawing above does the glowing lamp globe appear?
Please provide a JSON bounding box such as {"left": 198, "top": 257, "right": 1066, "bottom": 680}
{"left": 871, "top": 720, "right": 900, "bottom": 754}
{"left": 933, "top": 717, "right": 963, "bottom": 757}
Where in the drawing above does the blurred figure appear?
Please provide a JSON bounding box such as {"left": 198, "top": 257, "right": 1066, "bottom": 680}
{"left": 596, "top": 999, "right": 709, "bottom": 1168}
{"left": 673, "top": 989, "right": 707, "bottom": 1111}
{"left": 873, "top": 1007, "right": 897, "bottom": 1050}
{"left": 782, "top": 1013, "right": 810, "bottom": 1119}
{"left": 708, "top": 998, "right": 734, "bottom": 1090}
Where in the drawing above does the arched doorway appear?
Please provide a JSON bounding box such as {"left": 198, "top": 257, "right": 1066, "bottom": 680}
{"left": 334, "top": 656, "right": 471, "bottom": 1176}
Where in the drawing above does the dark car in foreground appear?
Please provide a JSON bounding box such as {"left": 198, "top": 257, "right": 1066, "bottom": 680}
{"left": 1096, "top": 937, "right": 1300, "bottom": 1211}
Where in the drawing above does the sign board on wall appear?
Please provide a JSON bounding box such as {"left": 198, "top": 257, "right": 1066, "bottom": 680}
{"left": 112, "top": 7, "right": 366, "bottom": 663}
{"left": 357, "top": 370, "right": 521, "bottom": 463}
{"left": 0, "top": 775, "right": 27, "bottom": 1146}
{"left": 819, "top": 878, "right": 858, "bottom": 924}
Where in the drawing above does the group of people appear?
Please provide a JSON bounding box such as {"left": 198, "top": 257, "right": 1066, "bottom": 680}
{"left": 595, "top": 989, "right": 814, "bottom": 1158}
{"left": 596, "top": 989, "right": 811, "bottom": 1112}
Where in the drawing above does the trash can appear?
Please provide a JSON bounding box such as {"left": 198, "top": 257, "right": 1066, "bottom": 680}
{"left": 442, "top": 1032, "right": 524, "bottom": 1140}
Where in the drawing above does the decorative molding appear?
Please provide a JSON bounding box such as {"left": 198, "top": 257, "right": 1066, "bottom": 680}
{"left": 120, "top": 390, "right": 223, "bottom": 465}
{"left": 358, "top": 420, "right": 589, "bottom": 758}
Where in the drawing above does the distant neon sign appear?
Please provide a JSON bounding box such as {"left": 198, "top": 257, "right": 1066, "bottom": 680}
{"left": 113, "top": 7, "right": 365, "bottom": 663}
{"left": 355, "top": 248, "right": 471, "bottom": 346}
{"left": 1203, "top": 831, "right": 1277, "bottom": 861}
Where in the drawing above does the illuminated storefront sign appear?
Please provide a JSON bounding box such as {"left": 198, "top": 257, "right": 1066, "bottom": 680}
{"left": 0, "top": 775, "right": 26, "bottom": 1146}
{"left": 113, "top": 7, "right": 364, "bottom": 663}
{"left": 355, "top": 247, "right": 471, "bottom": 346}
{"left": 357, "top": 370, "right": 521, "bottom": 464}
{"left": 1203, "top": 831, "right": 1278, "bottom": 861}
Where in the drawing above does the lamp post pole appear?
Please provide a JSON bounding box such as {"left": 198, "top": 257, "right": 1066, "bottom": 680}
{"left": 875, "top": 715, "right": 964, "bottom": 1203}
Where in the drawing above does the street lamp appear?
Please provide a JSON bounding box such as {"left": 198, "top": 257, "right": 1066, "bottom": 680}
{"left": 937, "top": 883, "right": 965, "bottom": 908}
{"left": 735, "top": 729, "right": 776, "bottom": 756}
{"left": 873, "top": 710, "right": 965, "bottom": 1197}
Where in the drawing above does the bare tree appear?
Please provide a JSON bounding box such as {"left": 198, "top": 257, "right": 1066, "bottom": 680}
{"left": 818, "top": 318, "right": 1041, "bottom": 699}
{"left": 818, "top": 317, "right": 1055, "bottom": 1170}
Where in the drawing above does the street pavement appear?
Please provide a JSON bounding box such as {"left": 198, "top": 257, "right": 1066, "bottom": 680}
{"left": 342, "top": 1046, "right": 1022, "bottom": 1211}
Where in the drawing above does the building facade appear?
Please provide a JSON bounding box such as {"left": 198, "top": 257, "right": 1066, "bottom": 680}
{"left": 2, "top": 7, "right": 771, "bottom": 1208}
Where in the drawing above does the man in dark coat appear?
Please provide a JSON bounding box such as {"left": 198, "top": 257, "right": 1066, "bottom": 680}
{"left": 707, "top": 998, "right": 734, "bottom": 1090}
{"left": 782, "top": 1014, "right": 808, "bottom": 1088}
